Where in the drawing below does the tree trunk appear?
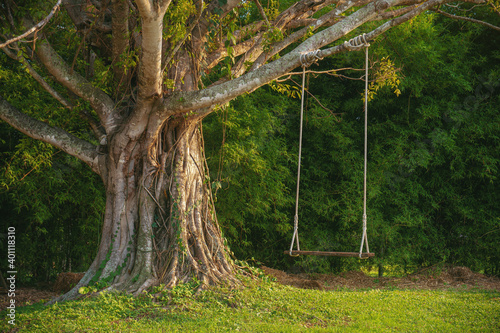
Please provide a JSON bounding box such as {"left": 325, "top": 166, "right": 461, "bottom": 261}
{"left": 52, "top": 116, "right": 236, "bottom": 303}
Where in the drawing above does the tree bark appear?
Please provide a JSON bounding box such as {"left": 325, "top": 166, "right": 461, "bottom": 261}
{"left": 52, "top": 113, "right": 236, "bottom": 303}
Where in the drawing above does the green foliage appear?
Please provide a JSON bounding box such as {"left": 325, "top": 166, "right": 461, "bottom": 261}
{"left": 366, "top": 57, "right": 401, "bottom": 101}
{"left": 262, "top": 27, "right": 285, "bottom": 53}
{"left": 0, "top": 40, "right": 105, "bottom": 284}
{"left": 163, "top": 0, "right": 197, "bottom": 45}
{"left": 360, "top": 14, "right": 500, "bottom": 275}
{"left": 264, "top": 0, "right": 281, "bottom": 20}
{"left": 204, "top": 90, "right": 295, "bottom": 264}
{"left": 268, "top": 81, "right": 301, "bottom": 98}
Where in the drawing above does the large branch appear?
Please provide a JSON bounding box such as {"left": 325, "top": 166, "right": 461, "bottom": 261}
{"left": 2, "top": 47, "right": 106, "bottom": 140}
{"left": 270, "top": 0, "right": 337, "bottom": 30}
{"left": 229, "top": 0, "right": 338, "bottom": 77}
{"left": 128, "top": 6, "right": 165, "bottom": 126}
{"left": 249, "top": 0, "right": 362, "bottom": 72}
{"left": 117, "top": 0, "right": 173, "bottom": 140}
{"left": 35, "top": 38, "right": 119, "bottom": 134}
{"left": 205, "top": 33, "right": 263, "bottom": 70}
{"left": 163, "top": 0, "right": 390, "bottom": 113}
{"left": 0, "top": 96, "right": 100, "bottom": 174}
{"left": 2, "top": 46, "right": 73, "bottom": 110}
{"left": 164, "top": 0, "right": 487, "bottom": 114}
{"left": 135, "top": 0, "right": 172, "bottom": 17}
{"left": 207, "top": 0, "right": 339, "bottom": 75}
{"left": 195, "top": 0, "right": 258, "bottom": 53}
{"left": 0, "top": 0, "right": 62, "bottom": 49}
{"left": 135, "top": 0, "right": 170, "bottom": 101}
{"left": 315, "top": 0, "right": 452, "bottom": 58}
{"left": 203, "top": 20, "right": 266, "bottom": 70}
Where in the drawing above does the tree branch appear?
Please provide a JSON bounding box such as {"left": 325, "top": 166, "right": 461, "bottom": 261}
{"left": 204, "top": 33, "right": 263, "bottom": 70}
{"left": 196, "top": 0, "right": 263, "bottom": 46}
{"left": 313, "top": 0, "right": 456, "bottom": 58}
{"left": 253, "top": 0, "right": 270, "bottom": 26}
{"left": 2, "top": 46, "right": 73, "bottom": 110}
{"left": 0, "top": 95, "right": 100, "bottom": 174}
{"left": 215, "top": 0, "right": 342, "bottom": 78}
{"left": 202, "top": 20, "right": 266, "bottom": 70}
{"left": 135, "top": 12, "right": 163, "bottom": 102}
{"left": 249, "top": 0, "right": 361, "bottom": 72}
{"left": 134, "top": 0, "right": 154, "bottom": 15}
{"left": 0, "top": 0, "right": 62, "bottom": 49}
{"left": 164, "top": 0, "right": 484, "bottom": 114}
{"left": 272, "top": 0, "right": 338, "bottom": 29}
{"left": 375, "top": 5, "right": 418, "bottom": 20}
{"left": 162, "top": 0, "right": 390, "bottom": 114}
{"left": 135, "top": 0, "right": 172, "bottom": 17}
{"left": 34, "top": 37, "right": 119, "bottom": 134}
{"left": 2, "top": 45, "right": 106, "bottom": 140}
{"left": 434, "top": 9, "right": 500, "bottom": 31}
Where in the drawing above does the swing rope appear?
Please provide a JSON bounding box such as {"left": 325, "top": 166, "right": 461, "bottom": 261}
{"left": 359, "top": 36, "right": 370, "bottom": 258}
{"left": 288, "top": 34, "right": 371, "bottom": 258}
{"left": 288, "top": 59, "right": 307, "bottom": 256}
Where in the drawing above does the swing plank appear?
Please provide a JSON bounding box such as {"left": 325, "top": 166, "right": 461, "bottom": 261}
{"left": 285, "top": 250, "right": 375, "bottom": 258}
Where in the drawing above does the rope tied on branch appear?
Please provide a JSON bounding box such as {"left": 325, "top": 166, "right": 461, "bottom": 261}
{"left": 343, "top": 33, "right": 370, "bottom": 51}
{"left": 300, "top": 49, "right": 323, "bottom": 68}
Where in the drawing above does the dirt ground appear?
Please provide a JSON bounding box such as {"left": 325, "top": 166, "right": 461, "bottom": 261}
{"left": 1, "top": 266, "right": 499, "bottom": 310}
{"left": 261, "top": 265, "right": 500, "bottom": 292}
{"left": 0, "top": 272, "right": 84, "bottom": 310}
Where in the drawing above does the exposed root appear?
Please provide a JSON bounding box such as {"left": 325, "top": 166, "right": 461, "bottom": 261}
{"left": 132, "top": 278, "right": 158, "bottom": 296}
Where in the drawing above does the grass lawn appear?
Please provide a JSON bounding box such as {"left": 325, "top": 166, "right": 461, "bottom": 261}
{"left": 1, "top": 276, "right": 499, "bottom": 332}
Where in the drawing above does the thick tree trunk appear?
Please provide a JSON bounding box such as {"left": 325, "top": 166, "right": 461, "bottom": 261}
{"left": 155, "top": 120, "right": 236, "bottom": 287}
{"left": 51, "top": 116, "right": 236, "bottom": 303}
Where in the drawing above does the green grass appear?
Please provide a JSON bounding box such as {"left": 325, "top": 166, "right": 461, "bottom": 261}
{"left": 1, "top": 278, "right": 499, "bottom": 332}
{"left": 361, "top": 265, "right": 422, "bottom": 278}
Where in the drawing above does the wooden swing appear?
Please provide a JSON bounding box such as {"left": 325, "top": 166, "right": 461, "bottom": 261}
{"left": 286, "top": 34, "right": 374, "bottom": 259}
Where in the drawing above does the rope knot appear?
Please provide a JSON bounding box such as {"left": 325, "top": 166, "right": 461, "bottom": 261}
{"left": 300, "top": 49, "right": 323, "bottom": 68}
{"left": 344, "top": 33, "right": 370, "bottom": 51}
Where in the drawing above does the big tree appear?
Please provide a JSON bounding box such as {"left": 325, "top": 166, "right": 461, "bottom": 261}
{"left": 0, "top": 0, "right": 498, "bottom": 301}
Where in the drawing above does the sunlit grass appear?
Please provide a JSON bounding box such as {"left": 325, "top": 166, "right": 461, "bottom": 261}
{"left": 1, "top": 277, "right": 498, "bottom": 332}
{"left": 361, "top": 265, "right": 409, "bottom": 278}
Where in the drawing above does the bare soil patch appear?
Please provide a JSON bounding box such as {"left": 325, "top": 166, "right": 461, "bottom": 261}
{"left": 261, "top": 265, "right": 500, "bottom": 292}
{"left": 0, "top": 272, "right": 83, "bottom": 311}
{"left": 0, "top": 288, "right": 58, "bottom": 310}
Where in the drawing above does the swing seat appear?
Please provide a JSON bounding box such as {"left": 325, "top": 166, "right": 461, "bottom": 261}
{"left": 285, "top": 250, "right": 375, "bottom": 258}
